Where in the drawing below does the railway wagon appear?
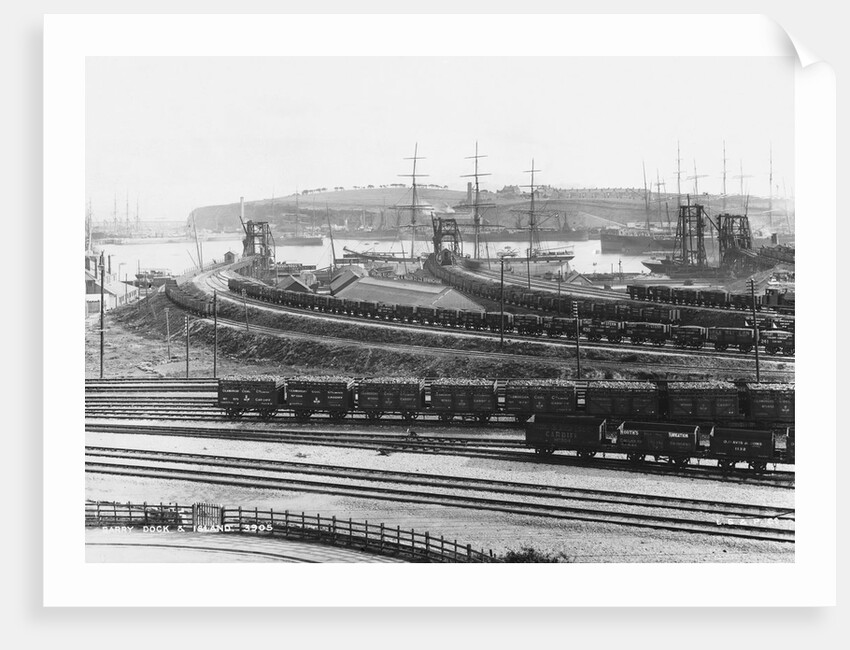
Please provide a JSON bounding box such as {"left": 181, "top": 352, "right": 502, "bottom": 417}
{"left": 217, "top": 375, "right": 286, "bottom": 418}
{"left": 761, "top": 330, "right": 795, "bottom": 355}
{"left": 504, "top": 379, "right": 577, "bottom": 421}
{"left": 745, "top": 383, "right": 794, "bottom": 422}
{"left": 625, "top": 321, "right": 670, "bottom": 345}
{"left": 667, "top": 381, "right": 739, "bottom": 421}
{"left": 485, "top": 312, "right": 514, "bottom": 333}
{"left": 429, "top": 379, "right": 497, "bottom": 422}
{"left": 357, "top": 377, "right": 425, "bottom": 421}
{"left": 672, "top": 325, "right": 707, "bottom": 349}
{"left": 708, "top": 327, "right": 756, "bottom": 353}
{"left": 585, "top": 381, "right": 660, "bottom": 418}
{"left": 710, "top": 427, "right": 777, "bottom": 471}
{"left": 286, "top": 376, "right": 355, "bottom": 420}
{"left": 525, "top": 415, "right": 608, "bottom": 458}
{"left": 615, "top": 421, "right": 703, "bottom": 465}
{"left": 514, "top": 314, "right": 544, "bottom": 335}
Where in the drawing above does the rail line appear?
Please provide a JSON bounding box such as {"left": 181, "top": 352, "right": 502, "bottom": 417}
{"left": 84, "top": 422, "right": 795, "bottom": 488}
{"left": 197, "top": 271, "right": 794, "bottom": 370}
{"left": 84, "top": 448, "right": 794, "bottom": 543}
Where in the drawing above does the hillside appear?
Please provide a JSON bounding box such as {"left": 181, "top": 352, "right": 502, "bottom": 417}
{"left": 188, "top": 186, "right": 791, "bottom": 235}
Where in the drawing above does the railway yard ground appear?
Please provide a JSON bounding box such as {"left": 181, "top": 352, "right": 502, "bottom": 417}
{"left": 84, "top": 276, "right": 794, "bottom": 563}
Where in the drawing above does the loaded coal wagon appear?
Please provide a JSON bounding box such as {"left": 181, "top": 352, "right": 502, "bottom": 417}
{"left": 429, "top": 378, "right": 498, "bottom": 422}
{"left": 504, "top": 379, "right": 577, "bottom": 422}
{"left": 357, "top": 377, "right": 425, "bottom": 421}
{"left": 585, "top": 381, "right": 659, "bottom": 419}
{"left": 666, "top": 381, "right": 740, "bottom": 421}
{"left": 286, "top": 376, "right": 355, "bottom": 420}
{"left": 218, "top": 375, "right": 286, "bottom": 418}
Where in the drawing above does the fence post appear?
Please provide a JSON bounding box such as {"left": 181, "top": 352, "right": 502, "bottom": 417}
{"left": 454, "top": 539, "right": 459, "bottom": 562}
{"left": 425, "top": 532, "right": 430, "bottom": 561}
{"left": 467, "top": 544, "right": 472, "bottom": 562}
{"left": 349, "top": 518, "right": 353, "bottom": 547}
{"left": 270, "top": 508, "right": 274, "bottom": 535}
{"left": 284, "top": 510, "right": 289, "bottom": 538}
{"left": 380, "top": 523, "right": 384, "bottom": 553}
{"left": 397, "top": 526, "right": 401, "bottom": 554}
{"left": 332, "top": 516, "right": 336, "bottom": 544}
{"left": 255, "top": 506, "right": 259, "bottom": 529}
{"left": 364, "top": 520, "right": 368, "bottom": 549}
{"left": 317, "top": 513, "right": 321, "bottom": 539}
{"left": 238, "top": 506, "right": 242, "bottom": 531}
{"left": 411, "top": 528, "right": 416, "bottom": 560}
{"left": 440, "top": 535, "right": 445, "bottom": 561}
{"left": 143, "top": 502, "right": 148, "bottom": 525}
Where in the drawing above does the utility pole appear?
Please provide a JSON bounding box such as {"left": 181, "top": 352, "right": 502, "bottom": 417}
{"left": 99, "top": 252, "right": 105, "bottom": 378}
{"left": 557, "top": 270, "right": 562, "bottom": 315}
{"left": 500, "top": 257, "right": 505, "bottom": 349}
{"left": 573, "top": 302, "right": 581, "bottom": 379}
{"left": 750, "top": 279, "right": 760, "bottom": 383}
{"left": 675, "top": 141, "right": 683, "bottom": 208}
{"left": 165, "top": 307, "right": 172, "bottom": 359}
{"left": 185, "top": 315, "right": 190, "bottom": 378}
{"left": 213, "top": 290, "right": 218, "bottom": 378}
{"left": 242, "top": 289, "right": 250, "bottom": 331}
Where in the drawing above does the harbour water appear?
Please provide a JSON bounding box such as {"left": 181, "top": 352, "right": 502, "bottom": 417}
{"left": 93, "top": 235, "right": 675, "bottom": 281}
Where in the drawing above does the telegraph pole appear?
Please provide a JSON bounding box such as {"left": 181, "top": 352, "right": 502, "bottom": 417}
{"left": 500, "top": 258, "right": 505, "bottom": 349}
{"left": 165, "top": 307, "right": 171, "bottom": 359}
{"left": 557, "top": 270, "right": 562, "bottom": 314}
{"left": 573, "top": 302, "right": 581, "bottom": 379}
{"left": 750, "top": 279, "right": 760, "bottom": 383}
{"left": 99, "top": 252, "right": 105, "bottom": 378}
{"left": 242, "top": 289, "right": 250, "bottom": 331}
{"left": 213, "top": 290, "right": 218, "bottom": 378}
{"left": 185, "top": 315, "right": 190, "bottom": 378}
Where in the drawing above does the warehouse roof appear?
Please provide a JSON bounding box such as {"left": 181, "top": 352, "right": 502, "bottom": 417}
{"left": 277, "top": 275, "right": 312, "bottom": 293}
{"left": 334, "top": 276, "right": 483, "bottom": 310}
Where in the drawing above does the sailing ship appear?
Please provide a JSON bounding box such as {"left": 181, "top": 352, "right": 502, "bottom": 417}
{"left": 505, "top": 160, "right": 575, "bottom": 279}
{"left": 278, "top": 193, "right": 323, "bottom": 245}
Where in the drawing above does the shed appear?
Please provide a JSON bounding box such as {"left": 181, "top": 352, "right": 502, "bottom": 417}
{"left": 277, "top": 275, "right": 312, "bottom": 293}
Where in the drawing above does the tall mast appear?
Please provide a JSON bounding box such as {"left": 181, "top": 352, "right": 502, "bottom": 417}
{"left": 521, "top": 159, "right": 541, "bottom": 290}
{"left": 655, "top": 170, "right": 664, "bottom": 224}
{"left": 675, "top": 141, "right": 683, "bottom": 208}
{"left": 113, "top": 194, "right": 118, "bottom": 233}
{"left": 398, "top": 143, "right": 428, "bottom": 272}
{"left": 642, "top": 161, "right": 650, "bottom": 232}
{"left": 326, "top": 203, "right": 337, "bottom": 275}
{"left": 461, "top": 141, "right": 492, "bottom": 259}
{"left": 721, "top": 140, "right": 728, "bottom": 212}
{"left": 135, "top": 194, "right": 140, "bottom": 232}
{"left": 769, "top": 143, "right": 774, "bottom": 229}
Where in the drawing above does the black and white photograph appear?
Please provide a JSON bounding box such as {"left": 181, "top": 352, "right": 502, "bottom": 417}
{"left": 36, "top": 12, "right": 836, "bottom": 608}
{"left": 81, "top": 52, "right": 799, "bottom": 566}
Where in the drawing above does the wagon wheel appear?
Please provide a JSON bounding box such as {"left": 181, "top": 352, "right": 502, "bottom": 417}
{"left": 329, "top": 410, "right": 348, "bottom": 421}
{"left": 748, "top": 461, "right": 767, "bottom": 473}
{"left": 653, "top": 340, "right": 665, "bottom": 347}
{"left": 401, "top": 411, "right": 418, "bottom": 422}
{"left": 514, "top": 413, "right": 531, "bottom": 423}
{"left": 577, "top": 450, "right": 597, "bottom": 461}
{"left": 259, "top": 409, "right": 276, "bottom": 421}
{"left": 476, "top": 413, "right": 492, "bottom": 424}
{"left": 717, "top": 459, "right": 735, "bottom": 471}
{"left": 439, "top": 413, "right": 454, "bottom": 422}
{"left": 293, "top": 409, "right": 312, "bottom": 421}
{"left": 671, "top": 456, "right": 690, "bottom": 468}
{"left": 535, "top": 447, "right": 555, "bottom": 457}
{"left": 739, "top": 344, "right": 753, "bottom": 353}
{"left": 365, "top": 411, "right": 382, "bottom": 421}
{"left": 627, "top": 453, "right": 645, "bottom": 464}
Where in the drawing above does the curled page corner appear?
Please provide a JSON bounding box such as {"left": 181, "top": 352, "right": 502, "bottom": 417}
{"left": 766, "top": 16, "right": 824, "bottom": 68}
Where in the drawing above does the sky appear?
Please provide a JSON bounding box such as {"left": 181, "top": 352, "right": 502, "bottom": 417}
{"left": 86, "top": 56, "right": 795, "bottom": 221}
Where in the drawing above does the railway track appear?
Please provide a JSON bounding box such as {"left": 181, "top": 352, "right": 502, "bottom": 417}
{"left": 197, "top": 272, "right": 794, "bottom": 370}
{"left": 84, "top": 422, "right": 795, "bottom": 488}
{"left": 466, "top": 266, "right": 796, "bottom": 320}
{"left": 84, "top": 447, "right": 794, "bottom": 543}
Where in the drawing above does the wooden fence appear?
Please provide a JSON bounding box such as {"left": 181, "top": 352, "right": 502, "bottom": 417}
{"left": 86, "top": 501, "right": 499, "bottom": 563}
